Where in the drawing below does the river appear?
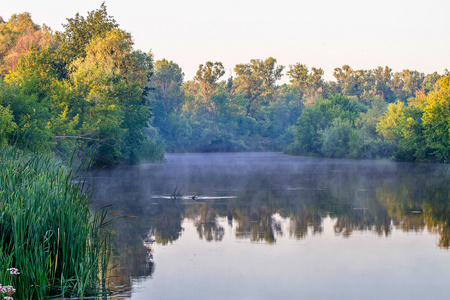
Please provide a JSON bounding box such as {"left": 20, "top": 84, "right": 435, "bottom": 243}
{"left": 88, "top": 153, "right": 450, "bottom": 299}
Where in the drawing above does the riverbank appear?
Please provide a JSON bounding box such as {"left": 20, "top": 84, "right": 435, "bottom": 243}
{"left": 0, "top": 145, "right": 110, "bottom": 299}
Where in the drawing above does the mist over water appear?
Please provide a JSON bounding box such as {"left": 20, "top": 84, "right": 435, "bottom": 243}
{"left": 88, "top": 153, "right": 450, "bottom": 299}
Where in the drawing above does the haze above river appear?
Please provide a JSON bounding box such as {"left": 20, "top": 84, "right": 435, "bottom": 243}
{"left": 89, "top": 153, "right": 450, "bottom": 299}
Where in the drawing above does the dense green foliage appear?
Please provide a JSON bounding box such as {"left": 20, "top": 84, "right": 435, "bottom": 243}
{"left": 150, "top": 57, "right": 300, "bottom": 152}
{"left": 376, "top": 76, "right": 450, "bottom": 162}
{"left": 150, "top": 58, "right": 448, "bottom": 161}
{"left": 0, "top": 5, "right": 163, "bottom": 166}
{"left": 0, "top": 6, "right": 448, "bottom": 162}
{"left": 0, "top": 145, "right": 109, "bottom": 298}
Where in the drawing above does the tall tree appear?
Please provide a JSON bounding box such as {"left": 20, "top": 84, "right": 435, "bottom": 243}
{"left": 292, "top": 94, "right": 361, "bottom": 155}
{"left": 333, "top": 65, "right": 358, "bottom": 96}
{"left": 391, "top": 70, "right": 425, "bottom": 102}
{"left": 153, "top": 59, "right": 184, "bottom": 115}
{"left": 193, "top": 61, "right": 225, "bottom": 113}
{"left": 422, "top": 75, "right": 450, "bottom": 162}
{"left": 0, "top": 12, "right": 53, "bottom": 76}
{"left": 373, "top": 66, "right": 394, "bottom": 102}
{"left": 255, "top": 57, "right": 284, "bottom": 88}
{"left": 55, "top": 3, "right": 125, "bottom": 78}
{"left": 287, "top": 63, "right": 325, "bottom": 104}
{"left": 234, "top": 57, "right": 284, "bottom": 117}
{"left": 287, "top": 63, "right": 308, "bottom": 101}
{"left": 2, "top": 5, "right": 155, "bottom": 165}
{"left": 65, "top": 28, "right": 153, "bottom": 165}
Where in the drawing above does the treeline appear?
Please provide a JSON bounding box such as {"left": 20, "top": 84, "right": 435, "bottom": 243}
{"left": 1, "top": 5, "right": 449, "bottom": 163}
{"left": 288, "top": 68, "right": 450, "bottom": 161}
{"left": 0, "top": 5, "right": 163, "bottom": 166}
{"left": 150, "top": 57, "right": 449, "bottom": 161}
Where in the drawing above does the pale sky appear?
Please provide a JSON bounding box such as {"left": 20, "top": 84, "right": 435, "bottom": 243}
{"left": 2, "top": 0, "right": 449, "bottom": 82}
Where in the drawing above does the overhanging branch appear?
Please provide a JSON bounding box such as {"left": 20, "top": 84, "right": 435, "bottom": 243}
{"left": 53, "top": 132, "right": 111, "bottom": 143}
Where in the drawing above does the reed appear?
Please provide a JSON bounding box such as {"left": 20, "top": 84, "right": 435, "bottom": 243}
{"left": 0, "top": 145, "right": 110, "bottom": 299}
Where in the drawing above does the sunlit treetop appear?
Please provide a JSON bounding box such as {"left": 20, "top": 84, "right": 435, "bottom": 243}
{"left": 0, "top": 12, "right": 53, "bottom": 76}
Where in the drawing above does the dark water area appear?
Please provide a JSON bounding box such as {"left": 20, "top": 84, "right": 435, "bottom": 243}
{"left": 88, "top": 153, "right": 450, "bottom": 299}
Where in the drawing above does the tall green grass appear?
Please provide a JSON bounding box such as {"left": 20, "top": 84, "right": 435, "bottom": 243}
{"left": 0, "top": 145, "right": 110, "bottom": 299}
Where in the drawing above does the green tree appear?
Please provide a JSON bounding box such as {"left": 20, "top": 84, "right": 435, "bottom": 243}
{"left": 6, "top": 47, "right": 59, "bottom": 94}
{"left": 65, "top": 29, "right": 153, "bottom": 165}
{"left": 234, "top": 57, "right": 284, "bottom": 117}
{"left": 333, "top": 65, "right": 358, "bottom": 96}
{"left": 287, "top": 63, "right": 324, "bottom": 104}
{"left": 193, "top": 61, "right": 225, "bottom": 114}
{"left": 376, "top": 100, "right": 426, "bottom": 161}
{"left": 320, "top": 118, "right": 358, "bottom": 158}
{"left": 0, "top": 103, "right": 17, "bottom": 143}
{"left": 422, "top": 75, "right": 450, "bottom": 161}
{"left": 333, "top": 65, "right": 377, "bottom": 102}
{"left": 0, "top": 12, "right": 53, "bottom": 76}
{"left": 153, "top": 58, "right": 184, "bottom": 115}
{"left": 390, "top": 70, "right": 425, "bottom": 102}
{"left": 373, "top": 66, "right": 394, "bottom": 102}
{"left": 287, "top": 63, "right": 309, "bottom": 92}
{"left": 291, "top": 94, "right": 361, "bottom": 155}
{"left": 356, "top": 96, "right": 387, "bottom": 138}
{"left": 56, "top": 3, "right": 121, "bottom": 65}
{"left": 0, "top": 5, "right": 155, "bottom": 165}
{"left": 421, "top": 72, "right": 442, "bottom": 94}
{"left": 0, "top": 78, "right": 54, "bottom": 150}
{"left": 306, "top": 67, "right": 325, "bottom": 100}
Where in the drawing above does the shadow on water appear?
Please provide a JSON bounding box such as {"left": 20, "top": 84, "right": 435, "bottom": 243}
{"left": 87, "top": 153, "right": 450, "bottom": 297}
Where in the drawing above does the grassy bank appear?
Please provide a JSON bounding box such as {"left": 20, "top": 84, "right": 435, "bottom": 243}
{"left": 0, "top": 145, "right": 110, "bottom": 299}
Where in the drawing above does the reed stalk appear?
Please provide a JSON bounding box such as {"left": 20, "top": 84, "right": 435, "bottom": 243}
{"left": 0, "top": 145, "right": 110, "bottom": 299}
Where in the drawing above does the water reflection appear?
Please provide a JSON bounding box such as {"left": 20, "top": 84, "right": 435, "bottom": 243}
{"left": 88, "top": 153, "right": 450, "bottom": 297}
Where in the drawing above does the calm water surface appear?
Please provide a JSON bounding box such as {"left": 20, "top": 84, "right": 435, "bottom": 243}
{"left": 89, "top": 153, "right": 450, "bottom": 299}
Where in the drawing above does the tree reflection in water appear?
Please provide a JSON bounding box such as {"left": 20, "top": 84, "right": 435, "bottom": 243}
{"left": 193, "top": 203, "right": 224, "bottom": 242}
{"left": 88, "top": 153, "right": 450, "bottom": 296}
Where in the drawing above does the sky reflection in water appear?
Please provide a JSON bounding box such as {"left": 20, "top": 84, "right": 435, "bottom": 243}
{"left": 89, "top": 153, "right": 450, "bottom": 299}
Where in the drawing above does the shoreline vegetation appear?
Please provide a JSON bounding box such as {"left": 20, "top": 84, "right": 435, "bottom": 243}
{"left": 0, "top": 145, "right": 110, "bottom": 299}
{"left": 0, "top": 4, "right": 448, "bottom": 167}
